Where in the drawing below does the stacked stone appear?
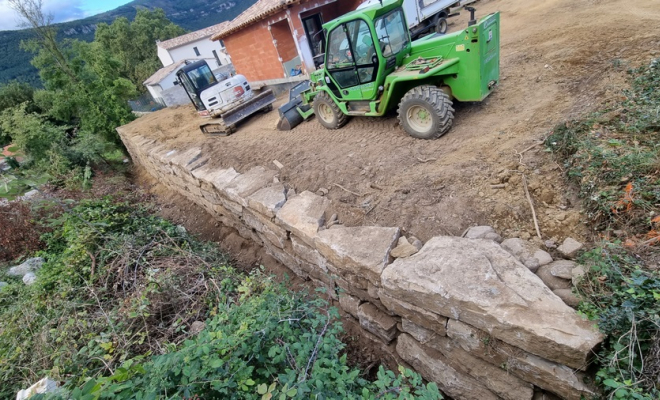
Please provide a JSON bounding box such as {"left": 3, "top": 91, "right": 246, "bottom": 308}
{"left": 118, "top": 130, "right": 604, "bottom": 400}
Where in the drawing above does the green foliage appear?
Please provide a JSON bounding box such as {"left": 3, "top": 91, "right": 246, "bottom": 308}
{"left": 49, "top": 273, "right": 441, "bottom": 400}
{"left": 2, "top": 198, "right": 442, "bottom": 400}
{"left": 548, "top": 58, "right": 660, "bottom": 399}
{"left": 0, "top": 103, "right": 67, "bottom": 162}
{"left": 0, "top": 80, "right": 39, "bottom": 144}
{"left": 546, "top": 58, "right": 660, "bottom": 235}
{"left": 576, "top": 243, "right": 660, "bottom": 399}
{"left": 95, "top": 9, "right": 186, "bottom": 92}
{"left": 26, "top": 38, "right": 137, "bottom": 145}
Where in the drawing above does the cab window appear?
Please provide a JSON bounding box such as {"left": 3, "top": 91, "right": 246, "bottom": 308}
{"left": 374, "top": 9, "right": 409, "bottom": 57}
{"left": 325, "top": 25, "right": 358, "bottom": 88}
{"left": 346, "top": 19, "right": 377, "bottom": 84}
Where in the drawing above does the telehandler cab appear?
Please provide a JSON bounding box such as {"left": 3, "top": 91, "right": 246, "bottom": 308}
{"left": 278, "top": 0, "right": 500, "bottom": 139}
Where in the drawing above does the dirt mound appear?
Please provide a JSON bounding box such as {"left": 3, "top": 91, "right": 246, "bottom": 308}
{"left": 121, "top": 0, "right": 660, "bottom": 245}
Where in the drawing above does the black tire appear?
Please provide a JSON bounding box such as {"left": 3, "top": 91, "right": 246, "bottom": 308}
{"left": 262, "top": 104, "right": 273, "bottom": 113}
{"left": 435, "top": 17, "right": 448, "bottom": 34}
{"left": 397, "top": 85, "right": 454, "bottom": 139}
{"left": 313, "top": 91, "right": 349, "bottom": 129}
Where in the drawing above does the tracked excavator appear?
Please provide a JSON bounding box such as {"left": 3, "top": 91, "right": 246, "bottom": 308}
{"left": 176, "top": 60, "right": 276, "bottom": 135}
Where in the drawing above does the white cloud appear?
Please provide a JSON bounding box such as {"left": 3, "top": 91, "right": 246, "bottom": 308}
{"left": 0, "top": 0, "right": 94, "bottom": 31}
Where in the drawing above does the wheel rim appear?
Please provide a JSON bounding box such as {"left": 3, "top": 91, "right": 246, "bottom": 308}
{"left": 317, "top": 103, "right": 334, "bottom": 123}
{"left": 406, "top": 105, "right": 433, "bottom": 134}
{"left": 437, "top": 20, "right": 447, "bottom": 34}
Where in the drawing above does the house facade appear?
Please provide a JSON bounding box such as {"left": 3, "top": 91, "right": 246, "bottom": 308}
{"left": 157, "top": 21, "right": 232, "bottom": 69}
{"left": 211, "top": 0, "right": 364, "bottom": 84}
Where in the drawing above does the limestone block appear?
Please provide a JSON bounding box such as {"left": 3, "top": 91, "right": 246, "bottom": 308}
{"left": 357, "top": 303, "right": 398, "bottom": 343}
{"left": 396, "top": 334, "right": 499, "bottom": 400}
{"left": 553, "top": 289, "right": 581, "bottom": 308}
{"left": 379, "top": 292, "right": 448, "bottom": 335}
{"left": 339, "top": 293, "right": 362, "bottom": 318}
{"left": 242, "top": 208, "right": 288, "bottom": 249}
{"left": 192, "top": 166, "right": 240, "bottom": 192}
{"left": 367, "top": 282, "right": 380, "bottom": 299}
{"left": 390, "top": 236, "right": 419, "bottom": 258}
{"left": 501, "top": 238, "right": 545, "bottom": 272}
{"left": 381, "top": 236, "right": 602, "bottom": 369}
{"left": 447, "top": 319, "right": 598, "bottom": 400}
{"left": 547, "top": 260, "right": 577, "bottom": 280}
{"left": 534, "top": 249, "right": 554, "bottom": 266}
{"left": 276, "top": 191, "right": 330, "bottom": 247}
{"left": 418, "top": 325, "right": 534, "bottom": 400}
{"left": 247, "top": 183, "right": 287, "bottom": 218}
{"left": 291, "top": 235, "right": 323, "bottom": 267}
{"left": 219, "top": 196, "right": 243, "bottom": 216}
{"left": 558, "top": 237, "right": 584, "bottom": 258}
{"left": 464, "top": 226, "right": 503, "bottom": 242}
{"left": 401, "top": 319, "right": 438, "bottom": 344}
{"left": 263, "top": 243, "right": 305, "bottom": 279}
{"left": 7, "top": 257, "right": 44, "bottom": 277}
{"left": 536, "top": 265, "right": 572, "bottom": 290}
{"left": 315, "top": 226, "right": 400, "bottom": 286}
{"left": 224, "top": 166, "right": 277, "bottom": 207}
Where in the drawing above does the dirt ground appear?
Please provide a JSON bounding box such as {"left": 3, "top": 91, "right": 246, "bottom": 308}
{"left": 122, "top": 0, "right": 660, "bottom": 246}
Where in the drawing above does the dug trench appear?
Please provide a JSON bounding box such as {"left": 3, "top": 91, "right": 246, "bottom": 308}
{"left": 118, "top": 0, "right": 660, "bottom": 398}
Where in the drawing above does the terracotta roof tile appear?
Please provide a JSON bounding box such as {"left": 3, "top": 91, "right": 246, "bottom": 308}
{"left": 159, "top": 21, "right": 231, "bottom": 50}
{"left": 211, "top": 0, "right": 298, "bottom": 40}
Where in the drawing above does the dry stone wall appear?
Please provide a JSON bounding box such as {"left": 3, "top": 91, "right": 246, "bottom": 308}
{"left": 118, "top": 128, "right": 603, "bottom": 400}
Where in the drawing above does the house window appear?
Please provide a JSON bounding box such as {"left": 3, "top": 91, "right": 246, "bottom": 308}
{"left": 212, "top": 50, "right": 222, "bottom": 66}
{"left": 193, "top": 46, "right": 200, "bottom": 56}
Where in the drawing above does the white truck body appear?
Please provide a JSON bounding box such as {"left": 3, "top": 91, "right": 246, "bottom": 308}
{"left": 358, "top": 0, "right": 459, "bottom": 34}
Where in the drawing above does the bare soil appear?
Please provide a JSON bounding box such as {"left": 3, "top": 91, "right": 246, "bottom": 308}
{"left": 121, "top": 0, "right": 660, "bottom": 246}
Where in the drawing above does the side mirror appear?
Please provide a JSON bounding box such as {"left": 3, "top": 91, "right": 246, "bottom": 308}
{"left": 174, "top": 80, "right": 179, "bottom": 86}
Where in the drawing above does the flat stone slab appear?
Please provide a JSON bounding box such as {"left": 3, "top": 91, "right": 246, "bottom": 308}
{"left": 247, "top": 183, "right": 287, "bottom": 218}
{"left": 357, "top": 302, "right": 397, "bottom": 343}
{"left": 381, "top": 236, "right": 602, "bottom": 369}
{"left": 447, "top": 319, "right": 597, "bottom": 400}
{"left": 397, "top": 334, "right": 499, "bottom": 400}
{"left": 315, "top": 226, "right": 400, "bottom": 286}
{"left": 224, "top": 166, "right": 277, "bottom": 207}
{"left": 406, "top": 322, "right": 534, "bottom": 400}
{"left": 276, "top": 191, "right": 330, "bottom": 247}
{"left": 192, "top": 166, "right": 240, "bottom": 192}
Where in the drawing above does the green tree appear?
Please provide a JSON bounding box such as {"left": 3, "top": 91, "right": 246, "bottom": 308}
{"left": 0, "top": 81, "right": 36, "bottom": 112}
{"left": 0, "top": 80, "right": 39, "bottom": 144}
{"left": 28, "top": 38, "right": 137, "bottom": 144}
{"left": 0, "top": 103, "right": 67, "bottom": 162}
{"left": 95, "top": 9, "right": 187, "bottom": 92}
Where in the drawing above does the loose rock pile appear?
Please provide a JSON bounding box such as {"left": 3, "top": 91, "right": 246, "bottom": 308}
{"left": 117, "top": 130, "right": 603, "bottom": 400}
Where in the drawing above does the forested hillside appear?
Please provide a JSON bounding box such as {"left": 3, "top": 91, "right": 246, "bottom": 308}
{"left": 0, "top": 0, "right": 255, "bottom": 86}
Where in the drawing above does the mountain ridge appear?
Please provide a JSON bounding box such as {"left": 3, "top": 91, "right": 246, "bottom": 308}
{"left": 0, "top": 0, "right": 254, "bottom": 86}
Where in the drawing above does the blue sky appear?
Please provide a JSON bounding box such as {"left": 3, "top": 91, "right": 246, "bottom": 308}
{"left": 0, "top": 0, "right": 133, "bottom": 31}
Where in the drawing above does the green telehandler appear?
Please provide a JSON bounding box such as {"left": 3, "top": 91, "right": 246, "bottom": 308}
{"left": 277, "top": 0, "right": 500, "bottom": 139}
